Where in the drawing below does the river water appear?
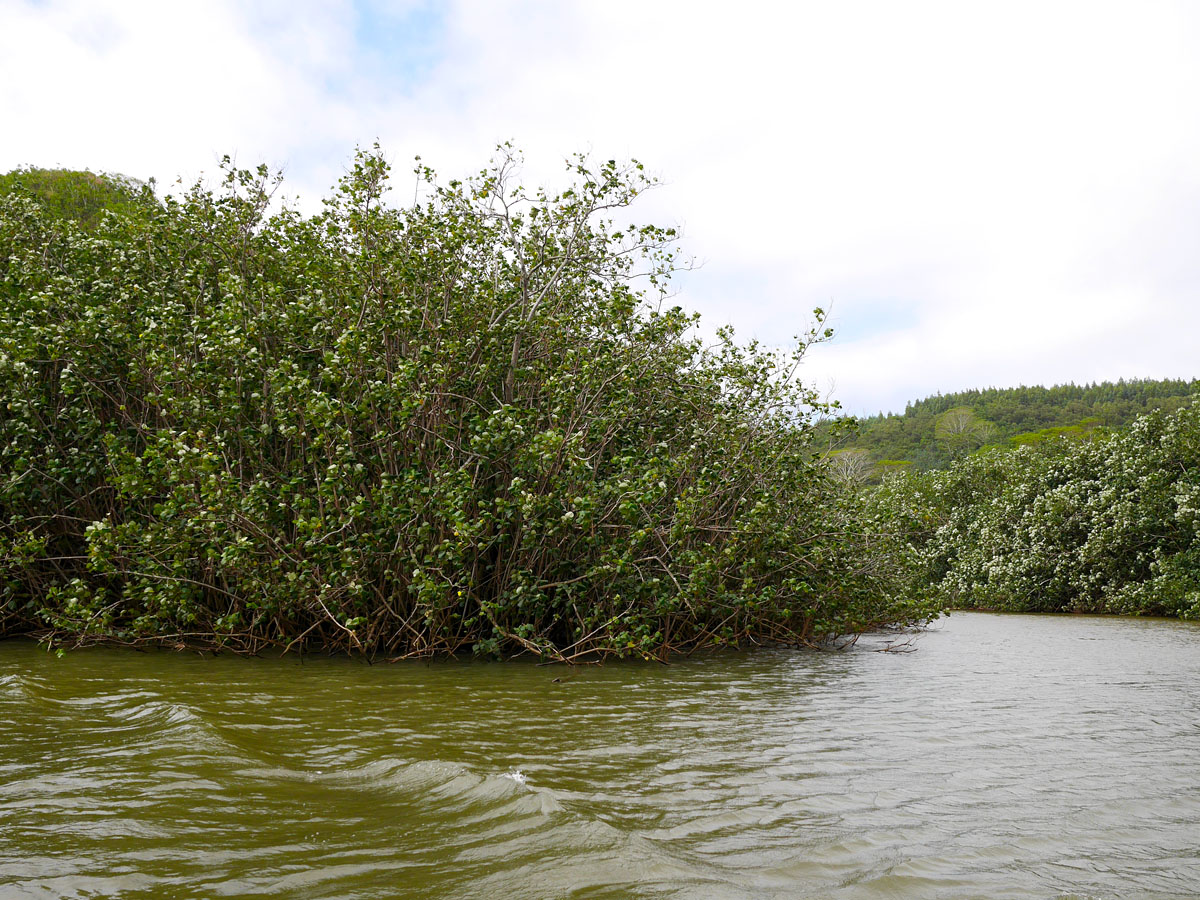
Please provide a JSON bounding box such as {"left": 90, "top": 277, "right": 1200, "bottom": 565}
{"left": 2, "top": 612, "right": 1199, "bottom": 899}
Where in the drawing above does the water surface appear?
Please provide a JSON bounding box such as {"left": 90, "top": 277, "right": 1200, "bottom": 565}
{"left": 3, "top": 612, "right": 1199, "bottom": 898}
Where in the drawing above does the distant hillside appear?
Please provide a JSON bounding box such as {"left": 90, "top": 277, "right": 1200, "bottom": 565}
{"left": 0, "top": 167, "right": 148, "bottom": 230}
{"left": 824, "top": 378, "right": 1199, "bottom": 472}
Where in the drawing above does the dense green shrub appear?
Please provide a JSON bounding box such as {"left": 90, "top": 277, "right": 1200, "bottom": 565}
{"left": 0, "top": 150, "right": 933, "bottom": 658}
{"left": 873, "top": 401, "right": 1200, "bottom": 617}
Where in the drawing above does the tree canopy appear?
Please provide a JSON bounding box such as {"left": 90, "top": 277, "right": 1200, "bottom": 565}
{"left": 0, "top": 166, "right": 149, "bottom": 230}
{"left": 822, "top": 379, "right": 1198, "bottom": 473}
{"left": 0, "top": 151, "right": 934, "bottom": 659}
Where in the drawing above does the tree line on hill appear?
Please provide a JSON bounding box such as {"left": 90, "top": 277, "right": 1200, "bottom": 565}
{"left": 824, "top": 379, "right": 1198, "bottom": 473}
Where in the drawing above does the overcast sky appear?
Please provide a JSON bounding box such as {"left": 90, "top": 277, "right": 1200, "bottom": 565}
{"left": 3, "top": 0, "right": 1198, "bottom": 414}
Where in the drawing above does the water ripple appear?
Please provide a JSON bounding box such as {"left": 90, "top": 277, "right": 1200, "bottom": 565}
{"left": 2, "top": 613, "right": 1200, "bottom": 898}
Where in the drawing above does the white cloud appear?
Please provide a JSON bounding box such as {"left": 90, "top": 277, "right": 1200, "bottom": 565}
{"left": 3, "top": 0, "right": 1199, "bottom": 413}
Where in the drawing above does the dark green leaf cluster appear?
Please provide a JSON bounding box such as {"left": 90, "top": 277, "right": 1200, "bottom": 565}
{"left": 0, "top": 150, "right": 933, "bottom": 659}
{"left": 871, "top": 400, "right": 1200, "bottom": 618}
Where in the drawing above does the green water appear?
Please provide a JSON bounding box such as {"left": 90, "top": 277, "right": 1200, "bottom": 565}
{"left": 3, "top": 612, "right": 1200, "bottom": 899}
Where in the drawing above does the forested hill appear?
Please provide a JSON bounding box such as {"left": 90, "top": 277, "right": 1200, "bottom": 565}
{"left": 829, "top": 378, "right": 1199, "bottom": 470}
{"left": 0, "top": 167, "right": 147, "bottom": 230}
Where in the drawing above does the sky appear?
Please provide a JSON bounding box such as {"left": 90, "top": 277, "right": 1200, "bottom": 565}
{"left": 2, "top": 0, "right": 1198, "bottom": 415}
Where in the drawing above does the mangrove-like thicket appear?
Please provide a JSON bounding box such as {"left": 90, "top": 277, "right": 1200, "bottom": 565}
{"left": 872, "top": 399, "right": 1200, "bottom": 618}
{"left": 0, "top": 151, "right": 934, "bottom": 659}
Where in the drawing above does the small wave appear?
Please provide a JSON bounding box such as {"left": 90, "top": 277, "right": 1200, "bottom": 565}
{"left": 0, "top": 672, "right": 31, "bottom": 700}
{"left": 121, "top": 699, "right": 205, "bottom": 728}
{"left": 285, "top": 756, "right": 569, "bottom": 819}
{"left": 92, "top": 697, "right": 238, "bottom": 758}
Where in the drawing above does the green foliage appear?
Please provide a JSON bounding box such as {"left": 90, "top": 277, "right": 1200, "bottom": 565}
{"left": 0, "top": 167, "right": 150, "bottom": 230}
{"left": 871, "top": 401, "right": 1200, "bottom": 618}
{"left": 0, "top": 149, "right": 933, "bottom": 659}
{"left": 825, "top": 379, "right": 1198, "bottom": 470}
{"left": 933, "top": 406, "right": 996, "bottom": 459}
{"left": 1007, "top": 418, "right": 1102, "bottom": 448}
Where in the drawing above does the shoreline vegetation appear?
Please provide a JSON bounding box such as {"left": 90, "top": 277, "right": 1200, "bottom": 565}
{"left": 870, "top": 399, "right": 1200, "bottom": 620}
{"left": 1, "top": 153, "right": 1196, "bottom": 661}
{"left": 0, "top": 151, "right": 934, "bottom": 661}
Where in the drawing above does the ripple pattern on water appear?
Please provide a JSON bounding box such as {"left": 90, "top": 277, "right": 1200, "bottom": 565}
{"left": 2, "top": 612, "right": 1200, "bottom": 899}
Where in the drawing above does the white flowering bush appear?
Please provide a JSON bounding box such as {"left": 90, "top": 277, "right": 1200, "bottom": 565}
{"left": 873, "top": 400, "right": 1200, "bottom": 617}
